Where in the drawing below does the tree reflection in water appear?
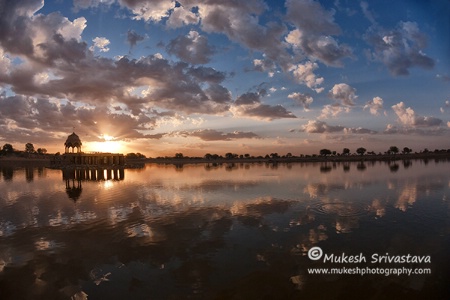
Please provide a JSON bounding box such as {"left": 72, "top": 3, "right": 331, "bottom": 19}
{"left": 0, "top": 160, "right": 449, "bottom": 299}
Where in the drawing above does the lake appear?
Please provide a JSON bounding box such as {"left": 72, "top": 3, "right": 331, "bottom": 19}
{"left": 0, "top": 159, "right": 449, "bottom": 299}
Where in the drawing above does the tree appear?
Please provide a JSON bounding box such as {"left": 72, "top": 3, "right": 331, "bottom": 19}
{"left": 356, "top": 147, "right": 366, "bottom": 155}
{"left": 225, "top": 152, "right": 237, "bottom": 159}
{"left": 2, "top": 143, "right": 14, "bottom": 154}
{"left": 389, "top": 146, "right": 399, "bottom": 155}
{"left": 319, "top": 149, "right": 332, "bottom": 156}
{"left": 25, "top": 143, "right": 35, "bottom": 153}
{"left": 37, "top": 148, "right": 47, "bottom": 154}
{"left": 175, "top": 153, "right": 184, "bottom": 158}
{"left": 342, "top": 148, "right": 350, "bottom": 155}
{"left": 402, "top": 147, "right": 412, "bottom": 154}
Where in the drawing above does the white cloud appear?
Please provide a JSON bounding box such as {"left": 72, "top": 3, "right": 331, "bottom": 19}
{"left": 290, "top": 61, "right": 324, "bottom": 93}
{"left": 328, "top": 83, "right": 357, "bottom": 106}
{"left": 166, "top": 5, "right": 200, "bottom": 28}
{"left": 319, "top": 104, "right": 350, "bottom": 119}
{"left": 118, "top": 0, "right": 174, "bottom": 22}
{"left": 301, "top": 120, "right": 342, "bottom": 133}
{"left": 364, "top": 96, "right": 384, "bottom": 115}
{"left": 392, "top": 102, "right": 443, "bottom": 127}
{"left": 90, "top": 37, "right": 110, "bottom": 52}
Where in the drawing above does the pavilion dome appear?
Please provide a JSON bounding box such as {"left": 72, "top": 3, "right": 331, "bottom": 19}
{"left": 65, "top": 132, "right": 82, "bottom": 153}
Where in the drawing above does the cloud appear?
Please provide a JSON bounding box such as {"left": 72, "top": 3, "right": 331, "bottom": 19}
{"left": 384, "top": 123, "right": 447, "bottom": 135}
{"left": 90, "top": 37, "right": 110, "bottom": 52}
{"left": 290, "top": 61, "right": 324, "bottom": 93}
{"left": 126, "top": 30, "right": 145, "bottom": 49}
{"left": 364, "top": 96, "right": 384, "bottom": 115}
{"left": 285, "top": 0, "right": 353, "bottom": 66}
{"left": 301, "top": 120, "right": 344, "bottom": 133}
{"left": 118, "top": 0, "right": 174, "bottom": 22}
{"left": 300, "top": 120, "right": 376, "bottom": 134}
{"left": 73, "top": 0, "right": 115, "bottom": 11}
{"left": 288, "top": 92, "right": 313, "bottom": 110}
{"left": 166, "top": 5, "right": 200, "bottom": 28}
{"left": 232, "top": 91, "right": 296, "bottom": 120}
{"left": 181, "top": 129, "right": 260, "bottom": 141}
{"left": 179, "top": 0, "right": 292, "bottom": 71}
{"left": 0, "top": 92, "right": 160, "bottom": 146}
{"left": 319, "top": 104, "right": 350, "bottom": 119}
{"left": 440, "top": 100, "right": 450, "bottom": 113}
{"left": 328, "top": 83, "right": 357, "bottom": 106}
{"left": 365, "top": 21, "right": 435, "bottom": 76}
{"left": 392, "top": 102, "right": 443, "bottom": 127}
{"left": 360, "top": 1, "right": 376, "bottom": 25}
{"left": 166, "top": 31, "right": 216, "bottom": 64}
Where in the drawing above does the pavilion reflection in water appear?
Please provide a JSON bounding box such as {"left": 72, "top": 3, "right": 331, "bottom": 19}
{"left": 63, "top": 167, "right": 125, "bottom": 201}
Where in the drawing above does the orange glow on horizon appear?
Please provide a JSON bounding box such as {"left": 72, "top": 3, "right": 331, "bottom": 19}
{"left": 85, "top": 134, "right": 125, "bottom": 154}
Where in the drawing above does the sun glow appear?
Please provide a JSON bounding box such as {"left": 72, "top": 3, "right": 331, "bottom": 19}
{"left": 88, "top": 134, "right": 124, "bottom": 153}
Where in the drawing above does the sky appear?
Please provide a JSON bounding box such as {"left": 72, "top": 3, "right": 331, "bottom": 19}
{"left": 0, "top": 0, "right": 449, "bottom": 157}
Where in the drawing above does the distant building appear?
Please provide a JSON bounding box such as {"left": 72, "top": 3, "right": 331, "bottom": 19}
{"left": 53, "top": 132, "right": 125, "bottom": 166}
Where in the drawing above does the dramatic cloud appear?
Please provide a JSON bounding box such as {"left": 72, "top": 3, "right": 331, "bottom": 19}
{"left": 364, "top": 96, "right": 384, "bottom": 115}
{"left": 166, "top": 31, "right": 215, "bottom": 64}
{"left": 285, "top": 0, "right": 353, "bottom": 66}
{"left": 365, "top": 21, "right": 435, "bottom": 75}
{"left": 328, "top": 83, "right": 357, "bottom": 106}
{"left": 179, "top": 0, "right": 292, "bottom": 71}
{"left": 288, "top": 92, "right": 313, "bottom": 110}
{"left": 392, "top": 102, "right": 443, "bottom": 127}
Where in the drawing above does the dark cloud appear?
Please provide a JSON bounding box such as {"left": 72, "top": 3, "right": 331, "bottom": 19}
{"left": 365, "top": 21, "right": 435, "bottom": 76}
{"left": 166, "top": 30, "right": 216, "bottom": 64}
{"left": 183, "top": 129, "right": 260, "bottom": 141}
{"left": 285, "top": 0, "right": 353, "bottom": 66}
{"left": 126, "top": 29, "right": 145, "bottom": 49}
{"left": 233, "top": 91, "right": 296, "bottom": 120}
{"left": 288, "top": 92, "right": 313, "bottom": 109}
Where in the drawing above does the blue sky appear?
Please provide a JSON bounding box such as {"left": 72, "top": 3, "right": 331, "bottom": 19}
{"left": 0, "top": 0, "right": 449, "bottom": 156}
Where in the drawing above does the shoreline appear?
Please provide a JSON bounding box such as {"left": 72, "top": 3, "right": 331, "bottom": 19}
{"left": 1, "top": 152, "right": 449, "bottom": 167}
{"left": 135, "top": 152, "right": 450, "bottom": 165}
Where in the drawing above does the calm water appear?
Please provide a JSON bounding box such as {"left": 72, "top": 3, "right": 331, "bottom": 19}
{"left": 0, "top": 160, "right": 449, "bottom": 299}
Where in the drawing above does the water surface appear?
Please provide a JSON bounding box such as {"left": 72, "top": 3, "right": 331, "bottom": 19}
{"left": 0, "top": 160, "right": 449, "bottom": 299}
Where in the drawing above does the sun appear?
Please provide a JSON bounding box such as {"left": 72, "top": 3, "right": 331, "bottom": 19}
{"left": 88, "top": 134, "right": 124, "bottom": 153}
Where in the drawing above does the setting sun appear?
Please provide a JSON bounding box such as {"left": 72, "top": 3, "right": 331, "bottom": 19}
{"left": 87, "top": 134, "right": 125, "bottom": 153}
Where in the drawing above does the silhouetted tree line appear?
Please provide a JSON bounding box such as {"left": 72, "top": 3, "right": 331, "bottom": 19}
{"left": 317, "top": 146, "right": 445, "bottom": 157}
{"left": 1, "top": 143, "right": 48, "bottom": 157}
